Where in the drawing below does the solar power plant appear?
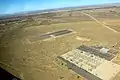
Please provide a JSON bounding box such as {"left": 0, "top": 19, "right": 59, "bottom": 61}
{"left": 1, "top": 3, "right": 120, "bottom": 80}
{"left": 29, "top": 34, "right": 51, "bottom": 42}
{"left": 77, "top": 45, "right": 115, "bottom": 61}
{"left": 29, "top": 29, "right": 72, "bottom": 42}
{"left": 59, "top": 48, "right": 120, "bottom": 80}
{"left": 58, "top": 56, "right": 102, "bottom": 80}
{"left": 49, "top": 29, "right": 72, "bottom": 36}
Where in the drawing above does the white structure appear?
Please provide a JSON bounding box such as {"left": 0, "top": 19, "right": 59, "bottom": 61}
{"left": 100, "top": 48, "right": 109, "bottom": 54}
{"left": 60, "top": 49, "right": 120, "bottom": 80}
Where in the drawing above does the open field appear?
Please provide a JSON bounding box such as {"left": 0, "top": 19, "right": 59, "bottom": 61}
{"left": 0, "top": 6, "right": 120, "bottom": 80}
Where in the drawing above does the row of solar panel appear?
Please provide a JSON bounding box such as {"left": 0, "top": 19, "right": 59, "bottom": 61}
{"left": 77, "top": 45, "right": 115, "bottom": 61}
{"left": 29, "top": 29, "right": 72, "bottom": 42}
{"left": 58, "top": 56, "right": 102, "bottom": 80}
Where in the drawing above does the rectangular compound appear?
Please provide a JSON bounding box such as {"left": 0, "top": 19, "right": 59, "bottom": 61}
{"left": 77, "top": 45, "right": 115, "bottom": 61}
{"left": 59, "top": 45, "right": 120, "bottom": 80}
{"left": 49, "top": 29, "right": 72, "bottom": 36}
{"left": 29, "top": 34, "right": 51, "bottom": 42}
{"left": 29, "top": 29, "right": 73, "bottom": 42}
{"left": 58, "top": 56, "right": 102, "bottom": 80}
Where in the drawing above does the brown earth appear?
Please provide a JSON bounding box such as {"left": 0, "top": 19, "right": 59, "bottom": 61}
{"left": 0, "top": 7, "right": 120, "bottom": 80}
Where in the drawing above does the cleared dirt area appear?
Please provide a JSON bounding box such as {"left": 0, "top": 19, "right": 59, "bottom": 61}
{"left": 0, "top": 7, "right": 120, "bottom": 80}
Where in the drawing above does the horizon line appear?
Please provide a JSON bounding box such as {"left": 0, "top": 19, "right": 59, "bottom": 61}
{"left": 0, "top": 2, "right": 120, "bottom": 16}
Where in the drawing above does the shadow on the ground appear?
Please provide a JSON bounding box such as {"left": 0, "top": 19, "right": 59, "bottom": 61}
{"left": 0, "top": 67, "right": 20, "bottom": 80}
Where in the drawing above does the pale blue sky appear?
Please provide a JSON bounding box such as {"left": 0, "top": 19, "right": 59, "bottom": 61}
{"left": 0, "top": 0, "right": 120, "bottom": 14}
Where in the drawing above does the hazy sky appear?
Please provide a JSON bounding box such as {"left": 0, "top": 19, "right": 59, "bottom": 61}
{"left": 0, "top": 0, "right": 120, "bottom": 14}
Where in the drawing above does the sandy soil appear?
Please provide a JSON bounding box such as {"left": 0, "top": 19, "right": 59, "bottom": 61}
{"left": 0, "top": 7, "right": 120, "bottom": 80}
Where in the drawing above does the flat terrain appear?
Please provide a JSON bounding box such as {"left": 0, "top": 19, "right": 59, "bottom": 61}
{"left": 0, "top": 7, "right": 120, "bottom": 80}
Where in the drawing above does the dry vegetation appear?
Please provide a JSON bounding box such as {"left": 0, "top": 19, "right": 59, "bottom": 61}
{"left": 0, "top": 6, "right": 120, "bottom": 80}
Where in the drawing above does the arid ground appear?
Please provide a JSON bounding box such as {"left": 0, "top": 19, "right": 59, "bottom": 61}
{"left": 0, "top": 6, "right": 120, "bottom": 80}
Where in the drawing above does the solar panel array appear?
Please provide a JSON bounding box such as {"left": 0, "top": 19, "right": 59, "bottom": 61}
{"left": 77, "top": 45, "right": 115, "bottom": 60}
{"left": 29, "top": 29, "right": 72, "bottom": 42}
